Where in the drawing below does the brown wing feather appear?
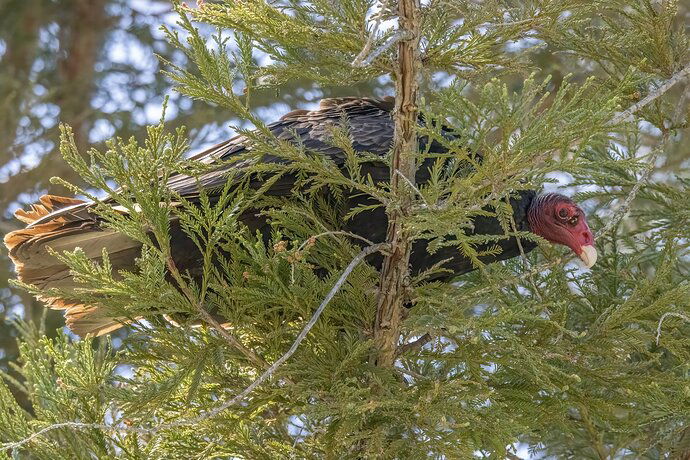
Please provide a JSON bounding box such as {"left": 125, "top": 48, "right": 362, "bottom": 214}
{"left": 4, "top": 194, "right": 141, "bottom": 336}
{"left": 3, "top": 97, "right": 396, "bottom": 337}
{"left": 33, "top": 297, "right": 128, "bottom": 337}
{"left": 63, "top": 304, "right": 131, "bottom": 337}
{"left": 14, "top": 195, "right": 86, "bottom": 224}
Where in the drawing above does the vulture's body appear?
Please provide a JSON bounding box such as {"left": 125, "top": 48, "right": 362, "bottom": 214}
{"left": 5, "top": 97, "right": 586, "bottom": 337}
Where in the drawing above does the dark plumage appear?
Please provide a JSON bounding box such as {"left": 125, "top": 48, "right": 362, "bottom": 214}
{"left": 4, "top": 97, "right": 596, "bottom": 336}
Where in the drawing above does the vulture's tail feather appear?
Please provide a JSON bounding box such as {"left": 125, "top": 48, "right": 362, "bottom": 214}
{"left": 4, "top": 194, "right": 142, "bottom": 336}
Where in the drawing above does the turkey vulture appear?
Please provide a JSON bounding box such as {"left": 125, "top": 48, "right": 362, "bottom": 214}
{"left": 3, "top": 97, "right": 596, "bottom": 336}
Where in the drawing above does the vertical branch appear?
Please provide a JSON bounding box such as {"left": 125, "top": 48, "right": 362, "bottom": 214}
{"left": 580, "top": 405, "right": 609, "bottom": 460}
{"left": 164, "top": 256, "right": 270, "bottom": 371}
{"left": 372, "top": 0, "right": 421, "bottom": 368}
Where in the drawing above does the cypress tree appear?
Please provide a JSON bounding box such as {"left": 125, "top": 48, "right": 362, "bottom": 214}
{"left": 1, "top": 1, "right": 689, "bottom": 458}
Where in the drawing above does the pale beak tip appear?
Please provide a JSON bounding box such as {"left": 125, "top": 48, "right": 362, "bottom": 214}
{"left": 577, "top": 245, "right": 598, "bottom": 268}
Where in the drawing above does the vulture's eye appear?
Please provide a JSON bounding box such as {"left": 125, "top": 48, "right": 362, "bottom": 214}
{"left": 569, "top": 216, "right": 579, "bottom": 226}
{"left": 558, "top": 208, "right": 569, "bottom": 219}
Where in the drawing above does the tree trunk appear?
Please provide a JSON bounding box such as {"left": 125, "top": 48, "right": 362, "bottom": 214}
{"left": 0, "top": 0, "right": 109, "bottom": 208}
{"left": 372, "top": 0, "right": 421, "bottom": 368}
{"left": 0, "top": 1, "right": 42, "bottom": 161}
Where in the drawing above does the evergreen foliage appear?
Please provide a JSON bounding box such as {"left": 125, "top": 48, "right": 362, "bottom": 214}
{"left": 1, "top": 0, "right": 689, "bottom": 458}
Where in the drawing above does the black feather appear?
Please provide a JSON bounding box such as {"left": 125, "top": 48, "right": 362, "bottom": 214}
{"left": 162, "top": 97, "right": 537, "bottom": 280}
{"left": 5, "top": 97, "right": 538, "bottom": 336}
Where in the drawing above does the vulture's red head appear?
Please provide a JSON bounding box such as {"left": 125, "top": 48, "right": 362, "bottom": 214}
{"left": 527, "top": 193, "right": 597, "bottom": 268}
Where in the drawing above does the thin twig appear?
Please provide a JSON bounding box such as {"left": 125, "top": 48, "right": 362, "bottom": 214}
{"left": 351, "top": 0, "right": 392, "bottom": 67}
{"left": 353, "top": 30, "right": 414, "bottom": 67}
{"left": 1, "top": 422, "right": 130, "bottom": 455}
{"left": 395, "top": 365, "right": 426, "bottom": 380}
{"left": 595, "top": 76, "right": 685, "bottom": 238}
{"left": 166, "top": 257, "right": 271, "bottom": 371}
{"left": 609, "top": 62, "right": 690, "bottom": 125}
{"left": 490, "top": 18, "right": 535, "bottom": 28}
{"left": 672, "top": 85, "right": 690, "bottom": 125}
{"left": 0, "top": 243, "right": 388, "bottom": 453}
{"left": 395, "top": 169, "right": 428, "bottom": 207}
{"left": 193, "top": 243, "right": 388, "bottom": 420}
{"left": 580, "top": 405, "right": 608, "bottom": 460}
{"left": 396, "top": 332, "right": 432, "bottom": 356}
{"left": 290, "top": 230, "right": 375, "bottom": 283}
{"left": 656, "top": 312, "right": 690, "bottom": 346}
{"left": 596, "top": 130, "right": 670, "bottom": 239}
{"left": 295, "top": 231, "right": 374, "bottom": 254}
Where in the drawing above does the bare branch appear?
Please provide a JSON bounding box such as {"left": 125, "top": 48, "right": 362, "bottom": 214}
{"left": 291, "top": 230, "right": 376, "bottom": 283}
{"left": 295, "top": 231, "right": 374, "bottom": 254}
{"left": 395, "top": 168, "right": 428, "bottom": 206}
{"left": 609, "top": 62, "right": 690, "bottom": 125}
{"left": 0, "top": 422, "right": 122, "bottom": 455}
{"left": 166, "top": 257, "right": 271, "bottom": 371}
{"left": 395, "top": 365, "right": 426, "bottom": 380}
{"left": 0, "top": 243, "right": 388, "bottom": 453}
{"left": 656, "top": 312, "right": 690, "bottom": 346}
{"left": 351, "top": 0, "right": 392, "bottom": 67}
{"left": 595, "top": 136, "right": 667, "bottom": 239}
{"left": 396, "top": 332, "right": 432, "bottom": 356}
{"left": 352, "top": 30, "right": 413, "bottom": 67}
{"left": 192, "top": 243, "right": 388, "bottom": 421}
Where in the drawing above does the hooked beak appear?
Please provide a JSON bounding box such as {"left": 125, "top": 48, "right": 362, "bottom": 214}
{"left": 577, "top": 245, "right": 598, "bottom": 268}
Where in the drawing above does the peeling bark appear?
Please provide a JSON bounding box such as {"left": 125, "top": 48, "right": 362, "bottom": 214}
{"left": 372, "top": 0, "right": 421, "bottom": 368}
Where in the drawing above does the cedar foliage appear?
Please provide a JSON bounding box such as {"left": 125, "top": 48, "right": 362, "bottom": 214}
{"left": 1, "top": 0, "right": 690, "bottom": 458}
